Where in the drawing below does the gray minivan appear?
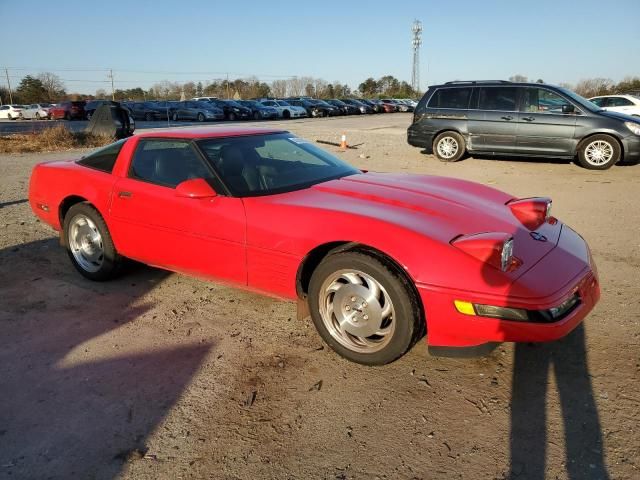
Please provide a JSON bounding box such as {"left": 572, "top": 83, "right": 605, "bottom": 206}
{"left": 407, "top": 80, "right": 640, "bottom": 169}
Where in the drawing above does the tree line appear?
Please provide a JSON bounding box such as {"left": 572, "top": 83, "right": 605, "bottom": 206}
{"left": 508, "top": 74, "right": 640, "bottom": 98}
{"left": 2, "top": 72, "right": 639, "bottom": 105}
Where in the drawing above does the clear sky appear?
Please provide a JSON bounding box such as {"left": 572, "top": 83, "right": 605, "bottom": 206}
{"left": 1, "top": 0, "right": 639, "bottom": 94}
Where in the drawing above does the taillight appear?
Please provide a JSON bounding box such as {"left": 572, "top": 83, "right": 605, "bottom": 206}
{"left": 507, "top": 197, "right": 552, "bottom": 230}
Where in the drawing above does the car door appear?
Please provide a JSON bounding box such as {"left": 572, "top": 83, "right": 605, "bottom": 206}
{"left": 609, "top": 97, "right": 638, "bottom": 115}
{"left": 109, "top": 138, "right": 247, "bottom": 284}
{"left": 471, "top": 86, "right": 519, "bottom": 152}
{"left": 515, "top": 87, "right": 577, "bottom": 155}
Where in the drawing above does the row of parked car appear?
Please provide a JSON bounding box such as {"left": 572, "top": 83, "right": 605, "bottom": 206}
{"left": 0, "top": 97, "right": 418, "bottom": 122}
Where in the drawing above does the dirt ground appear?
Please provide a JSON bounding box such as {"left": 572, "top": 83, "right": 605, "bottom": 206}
{"left": 1, "top": 114, "right": 638, "bottom": 480}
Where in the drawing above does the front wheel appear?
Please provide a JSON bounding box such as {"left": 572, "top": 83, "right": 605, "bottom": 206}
{"left": 577, "top": 134, "right": 621, "bottom": 170}
{"left": 433, "top": 131, "right": 466, "bottom": 162}
{"left": 308, "top": 251, "right": 422, "bottom": 365}
{"left": 228, "top": 112, "right": 236, "bottom": 121}
{"left": 283, "top": 110, "right": 291, "bottom": 119}
{"left": 172, "top": 112, "right": 179, "bottom": 121}
{"left": 63, "top": 203, "right": 122, "bottom": 281}
{"left": 253, "top": 111, "right": 260, "bottom": 120}
{"left": 197, "top": 112, "right": 205, "bottom": 122}
{"left": 145, "top": 112, "right": 154, "bottom": 121}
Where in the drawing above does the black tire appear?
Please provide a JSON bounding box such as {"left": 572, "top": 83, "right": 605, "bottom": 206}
{"left": 197, "top": 112, "right": 205, "bottom": 122}
{"left": 433, "top": 131, "right": 466, "bottom": 162}
{"left": 308, "top": 251, "right": 422, "bottom": 365}
{"left": 86, "top": 112, "right": 92, "bottom": 121}
{"left": 145, "top": 112, "right": 154, "bottom": 121}
{"left": 577, "top": 134, "right": 621, "bottom": 170}
{"left": 172, "top": 112, "right": 179, "bottom": 121}
{"left": 283, "top": 110, "right": 291, "bottom": 119}
{"left": 63, "top": 203, "right": 122, "bottom": 281}
{"left": 35, "top": 113, "right": 41, "bottom": 120}
{"left": 7, "top": 113, "right": 13, "bottom": 120}
{"left": 253, "top": 111, "right": 260, "bottom": 120}
{"left": 228, "top": 112, "right": 236, "bottom": 121}
{"left": 64, "top": 112, "right": 70, "bottom": 121}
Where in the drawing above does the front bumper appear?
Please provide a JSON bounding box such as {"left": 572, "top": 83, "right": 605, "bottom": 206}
{"left": 622, "top": 134, "right": 640, "bottom": 162}
{"left": 418, "top": 227, "right": 600, "bottom": 348}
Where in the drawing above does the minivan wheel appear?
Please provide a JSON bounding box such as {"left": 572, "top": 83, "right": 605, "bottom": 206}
{"left": 577, "top": 134, "right": 620, "bottom": 170}
{"left": 433, "top": 131, "right": 466, "bottom": 162}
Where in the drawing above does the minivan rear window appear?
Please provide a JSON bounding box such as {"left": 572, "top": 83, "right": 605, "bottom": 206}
{"left": 428, "top": 88, "right": 472, "bottom": 109}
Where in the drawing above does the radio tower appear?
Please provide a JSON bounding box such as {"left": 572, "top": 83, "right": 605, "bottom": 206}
{"left": 411, "top": 20, "right": 422, "bottom": 92}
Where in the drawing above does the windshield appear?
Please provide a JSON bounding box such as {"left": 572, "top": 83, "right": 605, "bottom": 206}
{"left": 196, "top": 133, "right": 359, "bottom": 197}
{"left": 224, "top": 100, "right": 243, "bottom": 108}
{"left": 556, "top": 87, "right": 600, "bottom": 112}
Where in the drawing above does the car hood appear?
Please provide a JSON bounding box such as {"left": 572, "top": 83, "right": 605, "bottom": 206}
{"left": 597, "top": 109, "right": 640, "bottom": 123}
{"left": 275, "top": 172, "right": 561, "bottom": 276}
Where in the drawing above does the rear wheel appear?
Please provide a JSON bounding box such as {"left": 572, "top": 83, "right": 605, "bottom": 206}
{"left": 197, "top": 112, "right": 205, "bottom": 122}
{"left": 64, "top": 112, "right": 70, "bottom": 121}
{"left": 35, "top": 112, "right": 41, "bottom": 120}
{"left": 577, "top": 134, "right": 621, "bottom": 170}
{"left": 63, "top": 203, "right": 122, "bottom": 281}
{"left": 172, "top": 112, "right": 179, "bottom": 121}
{"left": 308, "top": 251, "right": 422, "bottom": 365}
{"left": 145, "top": 112, "right": 154, "bottom": 121}
{"left": 228, "top": 112, "right": 236, "bottom": 121}
{"left": 433, "top": 131, "right": 466, "bottom": 162}
{"left": 253, "top": 111, "right": 260, "bottom": 120}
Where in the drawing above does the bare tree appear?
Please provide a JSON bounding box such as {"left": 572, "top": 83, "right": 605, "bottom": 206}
{"left": 509, "top": 74, "right": 528, "bottom": 83}
{"left": 37, "top": 72, "right": 66, "bottom": 102}
{"left": 574, "top": 78, "right": 614, "bottom": 98}
{"left": 271, "top": 79, "right": 287, "bottom": 98}
{"left": 95, "top": 88, "right": 108, "bottom": 98}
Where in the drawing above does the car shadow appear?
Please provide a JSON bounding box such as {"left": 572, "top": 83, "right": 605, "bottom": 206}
{"left": 0, "top": 238, "right": 213, "bottom": 479}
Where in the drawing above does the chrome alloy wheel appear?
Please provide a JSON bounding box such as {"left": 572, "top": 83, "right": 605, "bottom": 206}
{"left": 318, "top": 269, "right": 396, "bottom": 353}
{"left": 68, "top": 214, "right": 104, "bottom": 273}
{"left": 584, "top": 140, "right": 614, "bottom": 166}
{"left": 437, "top": 136, "right": 459, "bottom": 159}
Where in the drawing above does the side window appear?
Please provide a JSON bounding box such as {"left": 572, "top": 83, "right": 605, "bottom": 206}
{"left": 590, "top": 98, "right": 604, "bottom": 107}
{"left": 130, "top": 140, "right": 211, "bottom": 188}
{"left": 427, "top": 88, "right": 472, "bottom": 109}
{"left": 521, "top": 88, "right": 572, "bottom": 113}
{"left": 611, "top": 97, "right": 633, "bottom": 107}
{"left": 77, "top": 139, "right": 126, "bottom": 173}
{"left": 478, "top": 87, "right": 518, "bottom": 111}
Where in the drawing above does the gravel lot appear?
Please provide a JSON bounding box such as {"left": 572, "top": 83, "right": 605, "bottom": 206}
{"left": 1, "top": 113, "right": 638, "bottom": 480}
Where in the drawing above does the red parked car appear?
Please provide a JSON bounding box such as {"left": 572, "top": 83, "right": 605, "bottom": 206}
{"left": 49, "top": 100, "right": 86, "bottom": 120}
{"left": 28, "top": 128, "right": 600, "bottom": 364}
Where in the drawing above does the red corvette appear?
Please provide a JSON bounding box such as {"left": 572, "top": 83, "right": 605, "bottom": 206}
{"left": 28, "top": 128, "right": 600, "bottom": 364}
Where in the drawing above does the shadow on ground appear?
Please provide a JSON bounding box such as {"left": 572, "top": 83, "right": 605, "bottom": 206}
{"left": 0, "top": 238, "right": 213, "bottom": 479}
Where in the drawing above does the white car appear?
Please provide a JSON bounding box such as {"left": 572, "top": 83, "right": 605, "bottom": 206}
{"left": 259, "top": 99, "right": 307, "bottom": 119}
{"left": 0, "top": 104, "right": 26, "bottom": 120}
{"left": 589, "top": 94, "right": 640, "bottom": 117}
{"left": 21, "top": 103, "right": 53, "bottom": 120}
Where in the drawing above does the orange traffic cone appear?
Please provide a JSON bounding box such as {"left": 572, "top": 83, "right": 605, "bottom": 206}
{"left": 340, "top": 133, "right": 347, "bottom": 150}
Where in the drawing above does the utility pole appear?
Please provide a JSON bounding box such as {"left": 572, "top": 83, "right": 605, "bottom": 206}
{"left": 5, "top": 68, "right": 13, "bottom": 104}
{"left": 411, "top": 20, "right": 422, "bottom": 93}
{"left": 108, "top": 69, "right": 115, "bottom": 100}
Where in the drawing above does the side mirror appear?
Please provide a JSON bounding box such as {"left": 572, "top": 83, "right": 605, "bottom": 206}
{"left": 562, "top": 104, "right": 575, "bottom": 114}
{"left": 175, "top": 178, "right": 217, "bottom": 199}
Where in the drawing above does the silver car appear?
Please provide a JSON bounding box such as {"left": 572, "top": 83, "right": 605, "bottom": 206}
{"left": 21, "top": 103, "right": 53, "bottom": 120}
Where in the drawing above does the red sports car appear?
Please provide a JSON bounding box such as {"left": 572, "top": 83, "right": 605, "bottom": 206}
{"left": 28, "top": 128, "right": 600, "bottom": 364}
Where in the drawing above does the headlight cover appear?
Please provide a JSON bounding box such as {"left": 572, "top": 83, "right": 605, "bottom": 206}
{"left": 624, "top": 121, "right": 640, "bottom": 135}
{"left": 451, "top": 232, "right": 516, "bottom": 272}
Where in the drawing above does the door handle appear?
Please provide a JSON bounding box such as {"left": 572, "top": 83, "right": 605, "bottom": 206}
{"left": 522, "top": 116, "right": 535, "bottom": 122}
{"left": 118, "top": 191, "right": 132, "bottom": 198}
{"left": 501, "top": 115, "right": 513, "bottom": 121}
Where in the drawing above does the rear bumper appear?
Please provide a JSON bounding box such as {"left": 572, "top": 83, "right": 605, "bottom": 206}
{"left": 407, "top": 124, "right": 433, "bottom": 149}
{"left": 418, "top": 269, "right": 599, "bottom": 348}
